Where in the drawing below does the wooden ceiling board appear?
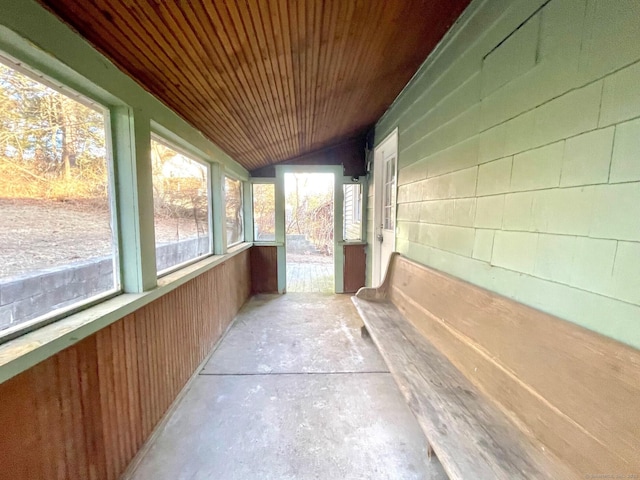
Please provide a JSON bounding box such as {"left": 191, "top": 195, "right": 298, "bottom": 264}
{"left": 38, "top": 0, "right": 471, "bottom": 170}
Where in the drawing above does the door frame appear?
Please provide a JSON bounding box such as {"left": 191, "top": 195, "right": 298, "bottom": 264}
{"left": 274, "top": 164, "right": 344, "bottom": 293}
{"left": 372, "top": 128, "right": 398, "bottom": 286}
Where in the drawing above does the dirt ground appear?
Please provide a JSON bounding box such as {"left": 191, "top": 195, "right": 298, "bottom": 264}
{"left": 0, "top": 198, "right": 205, "bottom": 278}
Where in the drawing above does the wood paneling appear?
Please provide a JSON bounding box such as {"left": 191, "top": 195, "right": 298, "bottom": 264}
{"left": 37, "top": 0, "right": 470, "bottom": 171}
{"left": 0, "top": 251, "right": 250, "bottom": 480}
{"left": 379, "top": 254, "right": 640, "bottom": 477}
{"left": 251, "top": 246, "right": 278, "bottom": 294}
{"left": 343, "top": 244, "right": 366, "bottom": 293}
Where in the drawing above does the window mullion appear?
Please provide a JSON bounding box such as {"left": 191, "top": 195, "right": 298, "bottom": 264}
{"left": 210, "top": 163, "right": 226, "bottom": 255}
{"left": 243, "top": 180, "right": 254, "bottom": 243}
{"left": 112, "top": 107, "right": 158, "bottom": 292}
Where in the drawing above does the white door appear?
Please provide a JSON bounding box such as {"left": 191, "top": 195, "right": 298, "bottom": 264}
{"left": 372, "top": 130, "right": 398, "bottom": 286}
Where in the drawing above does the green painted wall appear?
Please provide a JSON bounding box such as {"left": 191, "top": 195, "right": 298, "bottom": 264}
{"left": 370, "top": 0, "right": 640, "bottom": 349}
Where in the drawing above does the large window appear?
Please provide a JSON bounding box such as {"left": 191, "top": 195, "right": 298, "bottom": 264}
{"left": 0, "top": 58, "right": 119, "bottom": 337}
{"left": 225, "top": 176, "right": 244, "bottom": 246}
{"left": 343, "top": 183, "right": 363, "bottom": 241}
{"left": 252, "top": 183, "right": 275, "bottom": 242}
{"left": 151, "top": 137, "right": 210, "bottom": 274}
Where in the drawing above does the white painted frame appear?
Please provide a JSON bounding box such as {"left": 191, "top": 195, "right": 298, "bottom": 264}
{"left": 372, "top": 128, "right": 398, "bottom": 285}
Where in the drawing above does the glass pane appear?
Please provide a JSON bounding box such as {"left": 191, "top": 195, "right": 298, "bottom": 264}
{"left": 343, "top": 184, "right": 362, "bottom": 241}
{"left": 0, "top": 60, "right": 119, "bottom": 336}
{"left": 225, "top": 176, "right": 244, "bottom": 246}
{"left": 253, "top": 183, "right": 275, "bottom": 241}
{"left": 151, "top": 137, "right": 210, "bottom": 274}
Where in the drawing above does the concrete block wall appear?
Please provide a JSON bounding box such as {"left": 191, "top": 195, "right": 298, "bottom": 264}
{"left": 0, "top": 236, "right": 210, "bottom": 331}
{"left": 370, "top": 0, "right": 640, "bottom": 348}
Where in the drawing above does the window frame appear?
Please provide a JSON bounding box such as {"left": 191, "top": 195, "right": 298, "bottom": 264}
{"left": 251, "top": 179, "right": 277, "bottom": 245}
{"left": 149, "top": 132, "right": 214, "bottom": 278}
{"left": 224, "top": 174, "right": 245, "bottom": 248}
{"left": 0, "top": 51, "right": 122, "bottom": 344}
{"left": 342, "top": 180, "right": 364, "bottom": 243}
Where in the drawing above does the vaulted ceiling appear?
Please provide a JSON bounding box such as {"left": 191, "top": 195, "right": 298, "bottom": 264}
{"left": 39, "top": 0, "right": 470, "bottom": 171}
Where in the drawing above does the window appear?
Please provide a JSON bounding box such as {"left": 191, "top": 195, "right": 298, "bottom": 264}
{"left": 0, "top": 58, "right": 119, "bottom": 337}
{"left": 225, "top": 176, "right": 244, "bottom": 246}
{"left": 252, "top": 183, "right": 275, "bottom": 242}
{"left": 151, "top": 137, "right": 210, "bottom": 274}
{"left": 343, "top": 183, "right": 363, "bottom": 241}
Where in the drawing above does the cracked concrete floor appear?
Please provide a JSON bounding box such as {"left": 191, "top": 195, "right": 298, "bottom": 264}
{"left": 126, "top": 293, "right": 447, "bottom": 480}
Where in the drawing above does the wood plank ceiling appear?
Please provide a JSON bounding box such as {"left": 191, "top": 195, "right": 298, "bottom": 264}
{"left": 38, "top": 0, "right": 470, "bottom": 171}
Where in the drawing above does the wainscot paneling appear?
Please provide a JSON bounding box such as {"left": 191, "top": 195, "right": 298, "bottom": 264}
{"left": 0, "top": 250, "right": 250, "bottom": 480}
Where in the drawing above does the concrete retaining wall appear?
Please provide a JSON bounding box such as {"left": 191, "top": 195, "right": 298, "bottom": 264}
{"left": 0, "top": 236, "right": 210, "bottom": 331}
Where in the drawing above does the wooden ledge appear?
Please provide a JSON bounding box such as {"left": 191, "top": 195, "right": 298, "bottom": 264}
{"left": 0, "top": 243, "right": 252, "bottom": 384}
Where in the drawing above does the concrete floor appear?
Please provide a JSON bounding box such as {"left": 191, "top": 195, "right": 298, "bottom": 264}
{"left": 126, "top": 294, "right": 447, "bottom": 480}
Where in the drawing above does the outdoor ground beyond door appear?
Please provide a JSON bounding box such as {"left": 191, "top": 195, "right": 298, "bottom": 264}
{"left": 284, "top": 173, "right": 334, "bottom": 293}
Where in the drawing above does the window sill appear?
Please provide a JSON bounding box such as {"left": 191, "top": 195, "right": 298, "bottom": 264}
{"left": 0, "top": 242, "right": 252, "bottom": 385}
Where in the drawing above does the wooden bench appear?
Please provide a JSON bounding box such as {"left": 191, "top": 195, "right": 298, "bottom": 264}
{"left": 352, "top": 253, "right": 640, "bottom": 479}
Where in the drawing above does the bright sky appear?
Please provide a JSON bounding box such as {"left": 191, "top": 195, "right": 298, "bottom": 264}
{"left": 284, "top": 173, "right": 334, "bottom": 196}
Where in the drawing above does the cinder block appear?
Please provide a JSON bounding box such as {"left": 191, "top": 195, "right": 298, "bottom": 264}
{"left": 534, "top": 234, "right": 576, "bottom": 284}
{"left": 611, "top": 118, "right": 640, "bottom": 183}
{"left": 400, "top": 68, "right": 479, "bottom": 136}
{"left": 405, "top": 181, "right": 424, "bottom": 203}
{"left": 532, "top": 186, "right": 596, "bottom": 235}
{"left": 417, "top": 223, "right": 432, "bottom": 246}
{"left": 538, "top": 0, "right": 586, "bottom": 64}
{"left": 475, "top": 195, "right": 505, "bottom": 229}
{"left": 491, "top": 231, "right": 538, "bottom": 274}
{"left": 424, "top": 167, "right": 477, "bottom": 200}
{"left": 579, "top": 0, "right": 640, "bottom": 84}
{"left": 534, "top": 81, "right": 602, "bottom": 146}
{"left": 420, "top": 200, "right": 454, "bottom": 225}
{"left": 397, "top": 185, "right": 411, "bottom": 204}
{"left": 612, "top": 241, "right": 640, "bottom": 305}
{"left": 397, "top": 221, "right": 410, "bottom": 240}
{"left": 600, "top": 61, "right": 640, "bottom": 127}
{"left": 406, "top": 105, "right": 480, "bottom": 162}
{"left": 399, "top": 160, "right": 429, "bottom": 186}
{"left": 430, "top": 72, "right": 481, "bottom": 130}
{"left": 591, "top": 183, "right": 640, "bottom": 241}
{"left": 397, "top": 203, "right": 421, "bottom": 222}
{"left": 570, "top": 237, "right": 617, "bottom": 296}
{"left": 426, "top": 224, "right": 475, "bottom": 257}
{"left": 397, "top": 183, "right": 413, "bottom": 204}
{"left": 477, "top": 157, "right": 513, "bottom": 196}
{"left": 453, "top": 198, "right": 477, "bottom": 227}
{"left": 426, "top": 137, "right": 479, "bottom": 178}
{"left": 0, "top": 276, "right": 42, "bottom": 305}
{"left": 472, "top": 229, "right": 495, "bottom": 262}
{"left": 478, "top": 123, "right": 507, "bottom": 164}
{"left": 397, "top": 203, "right": 412, "bottom": 222}
{"left": 560, "top": 127, "right": 614, "bottom": 187}
{"left": 503, "top": 192, "right": 534, "bottom": 231}
{"left": 482, "top": 12, "right": 539, "bottom": 97}
{"left": 504, "top": 109, "right": 537, "bottom": 156}
{"left": 408, "top": 223, "right": 421, "bottom": 243}
{"left": 0, "top": 305, "right": 13, "bottom": 329}
{"left": 511, "top": 141, "right": 564, "bottom": 192}
{"left": 98, "top": 259, "right": 115, "bottom": 276}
